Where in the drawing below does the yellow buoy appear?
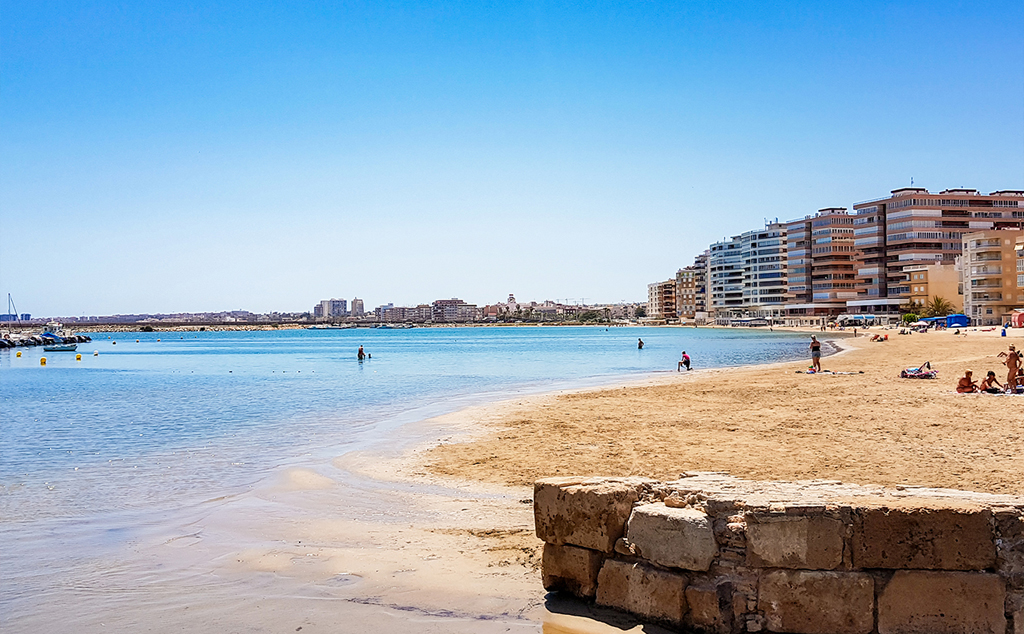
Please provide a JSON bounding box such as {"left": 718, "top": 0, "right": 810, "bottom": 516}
{"left": 16, "top": 351, "right": 21, "bottom": 357}
{"left": 136, "top": 339, "right": 140, "bottom": 343}
{"left": 76, "top": 353, "right": 82, "bottom": 361}
{"left": 40, "top": 357, "right": 46, "bottom": 366}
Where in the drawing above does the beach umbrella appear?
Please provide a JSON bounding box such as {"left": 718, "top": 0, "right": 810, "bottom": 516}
{"left": 911, "top": 321, "right": 929, "bottom": 326}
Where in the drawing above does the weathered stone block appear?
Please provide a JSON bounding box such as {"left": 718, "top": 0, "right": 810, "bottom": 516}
{"left": 759, "top": 570, "right": 873, "bottom": 634}
{"left": 534, "top": 477, "right": 650, "bottom": 553}
{"left": 853, "top": 507, "right": 995, "bottom": 570}
{"left": 746, "top": 516, "right": 844, "bottom": 570}
{"left": 625, "top": 503, "right": 717, "bottom": 571}
{"left": 685, "top": 582, "right": 727, "bottom": 634}
{"left": 541, "top": 542, "right": 604, "bottom": 599}
{"left": 878, "top": 571, "right": 1005, "bottom": 634}
{"left": 595, "top": 559, "right": 688, "bottom": 626}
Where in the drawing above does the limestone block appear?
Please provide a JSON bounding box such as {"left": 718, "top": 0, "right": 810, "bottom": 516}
{"left": 996, "top": 510, "right": 1024, "bottom": 586}
{"left": 746, "top": 516, "right": 844, "bottom": 570}
{"left": 625, "top": 503, "right": 717, "bottom": 571}
{"left": 877, "top": 571, "right": 1005, "bottom": 634}
{"left": 685, "top": 583, "right": 727, "bottom": 634}
{"left": 852, "top": 507, "right": 995, "bottom": 570}
{"left": 759, "top": 570, "right": 874, "bottom": 634}
{"left": 541, "top": 543, "right": 604, "bottom": 599}
{"left": 595, "top": 559, "right": 688, "bottom": 627}
{"left": 534, "top": 477, "right": 650, "bottom": 552}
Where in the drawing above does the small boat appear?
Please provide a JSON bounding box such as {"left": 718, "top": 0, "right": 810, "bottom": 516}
{"left": 43, "top": 343, "right": 78, "bottom": 352}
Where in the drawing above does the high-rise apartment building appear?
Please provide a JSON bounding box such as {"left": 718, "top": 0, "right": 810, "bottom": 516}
{"left": 739, "top": 221, "right": 788, "bottom": 319}
{"left": 851, "top": 188, "right": 1024, "bottom": 316}
{"left": 693, "top": 251, "right": 709, "bottom": 322}
{"left": 784, "top": 208, "right": 857, "bottom": 319}
{"left": 351, "top": 298, "right": 364, "bottom": 317}
{"left": 317, "top": 298, "right": 348, "bottom": 319}
{"left": 675, "top": 268, "right": 697, "bottom": 319}
{"left": 646, "top": 280, "right": 677, "bottom": 320}
{"left": 708, "top": 236, "right": 743, "bottom": 318}
{"left": 961, "top": 230, "right": 1024, "bottom": 325}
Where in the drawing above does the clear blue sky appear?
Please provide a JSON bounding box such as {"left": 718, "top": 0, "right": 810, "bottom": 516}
{"left": 3, "top": 1, "right": 1022, "bottom": 316}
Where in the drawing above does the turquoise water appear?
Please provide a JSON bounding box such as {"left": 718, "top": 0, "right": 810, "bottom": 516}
{"left": 1, "top": 326, "right": 809, "bottom": 522}
{"left": 1, "top": 325, "right": 813, "bottom": 631}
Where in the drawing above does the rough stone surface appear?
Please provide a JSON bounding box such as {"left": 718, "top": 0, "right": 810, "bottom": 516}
{"left": 534, "top": 477, "right": 651, "bottom": 553}
{"left": 746, "top": 515, "right": 844, "bottom": 570}
{"left": 853, "top": 507, "right": 995, "bottom": 570}
{"left": 625, "top": 503, "right": 717, "bottom": 571}
{"left": 684, "top": 581, "right": 730, "bottom": 634}
{"left": 759, "top": 570, "right": 874, "bottom": 634}
{"left": 877, "top": 571, "right": 1006, "bottom": 634}
{"left": 541, "top": 542, "right": 604, "bottom": 599}
{"left": 595, "top": 559, "right": 688, "bottom": 626}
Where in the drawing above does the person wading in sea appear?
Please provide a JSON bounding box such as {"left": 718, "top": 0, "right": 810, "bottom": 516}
{"left": 637, "top": 338, "right": 644, "bottom": 350}
{"left": 357, "top": 345, "right": 365, "bottom": 361}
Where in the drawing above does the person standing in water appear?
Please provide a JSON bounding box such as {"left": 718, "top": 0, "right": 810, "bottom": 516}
{"left": 357, "top": 345, "right": 365, "bottom": 361}
{"left": 637, "top": 338, "right": 644, "bottom": 350}
{"left": 678, "top": 351, "right": 691, "bottom": 371}
{"left": 809, "top": 336, "right": 822, "bottom": 372}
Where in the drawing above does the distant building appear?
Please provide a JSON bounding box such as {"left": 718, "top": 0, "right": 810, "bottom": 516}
{"left": 961, "top": 230, "right": 1024, "bottom": 325}
{"left": 905, "top": 261, "right": 962, "bottom": 312}
{"left": 851, "top": 188, "right": 1024, "bottom": 316}
{"left": 319, "top": 298, "right": 348, "bottom": 319}
{"left": 784, "top": 208, "right": 857, "bottom": 321}
{"left": 675, "top": 268, "right": 697, "bottom": 319}
{"left": 646, "top": 279, "right": 676, "bottom": 321}
{"left": 351, "top": 298, "right": 364, "bottom": 317}
{"left": 431, "top": 298, "right": 476, "bottom": 323}
{"left": 708, "top": 236, "right": 743, "bottom": 317}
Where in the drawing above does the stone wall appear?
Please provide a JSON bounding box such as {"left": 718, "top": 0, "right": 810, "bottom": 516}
{"left": 534, "top": 473, "right": 1024, "bottom": 634}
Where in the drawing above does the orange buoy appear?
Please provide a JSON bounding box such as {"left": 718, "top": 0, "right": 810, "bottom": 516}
{"left": 40, "top": 357, "right": 47, "bottom": 366}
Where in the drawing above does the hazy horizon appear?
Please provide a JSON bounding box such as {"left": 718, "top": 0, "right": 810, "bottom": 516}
{"left": 3, "top": 1, "right": 1022, "bottom": 316}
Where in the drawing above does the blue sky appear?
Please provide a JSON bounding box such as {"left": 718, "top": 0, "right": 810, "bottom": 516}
{"left": 2, "top": 1, "right": 1022, "bottom": 316}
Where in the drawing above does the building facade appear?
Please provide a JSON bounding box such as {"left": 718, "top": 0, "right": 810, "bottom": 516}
{"left": 962, "top": 230, "right": 1024, "bottom": 325}
{"left": 675, "top": 268, "right": 697, "bottom": 319}
{"left": 784, "top": 208, "right": 857, "bottom": 320}
{"left": 739, "top": 221, "right": 788, "bottom": 319}
{"left": 708, "top": 236, "right": 743, "bottom": 318}
{"left": 646, "top": 280, "right": 677, "bottom": 321}
{"left": 851, "top": 188, "right": 1024, "bottom": 316}
{"left": 905, "top": 262, "right": 962, "bottom": 312}
{"left": 350, "top": 298, "right": 364, "bottom": 317}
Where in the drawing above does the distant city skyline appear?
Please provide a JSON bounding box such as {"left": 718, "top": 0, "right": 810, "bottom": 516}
{"left": 2, "top": 1, "right": 1021, "bottom": 316}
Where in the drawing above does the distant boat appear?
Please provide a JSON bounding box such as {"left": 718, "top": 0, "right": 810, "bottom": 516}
{"left": 306, "top": 324, "right": 353, "bottom": 330}
{"left": 43, "top": 343, "right": 77, "bottom": 352}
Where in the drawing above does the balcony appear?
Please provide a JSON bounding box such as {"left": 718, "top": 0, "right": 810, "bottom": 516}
{"left": 970, "top": 266, "right": 1002, "bottom": 276}
{"left": 972, "top": 253, "right": 1002, "bottom": 262}
{"left": 971, "top": 293, "right": 1003, "bottom": 303}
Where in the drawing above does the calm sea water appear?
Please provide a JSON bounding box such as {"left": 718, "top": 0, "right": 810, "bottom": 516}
{"left": 1, "top": 325, "right": 813, "bottom": 631}
{"left": 1, "top": 326, "right": 810, "bottom": 522}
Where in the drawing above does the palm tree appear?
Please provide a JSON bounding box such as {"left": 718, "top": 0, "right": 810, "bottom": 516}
{"left": 921, "top": 296, "right": 956, "bottom": 318}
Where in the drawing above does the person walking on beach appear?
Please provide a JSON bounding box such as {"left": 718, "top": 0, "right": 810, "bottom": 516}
{"left": 678, "top": 351, "right": 691, "bottom": 371}
{"left": 357, "top": 345, "right": 365, "bottom": 361}
{"left": 998, "top": 344, "right": 1020, "bottom": 387}
{"left": 637, "top": 338, "right": 644, "bottom": 350}
{"left": 809, "top": 336, "right": 822, "bottom": 372}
